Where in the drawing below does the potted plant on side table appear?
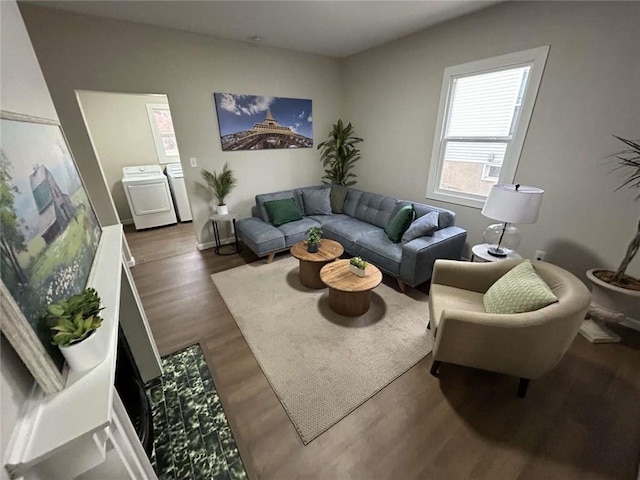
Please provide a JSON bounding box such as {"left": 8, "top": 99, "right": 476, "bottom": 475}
{"left": 201, "top": 162, "right": 238, "bottom": 215}
{"left": 349, "top": 256, "right": 368, "bottom": 277}
{"left": 306, "top": 227, "right": 323, "bottom": 253}
{"left": 43, "top": 287, "right": 106, "bottom": 372}
{"left": 583, "top": 136, "right": 640, "bottom": 342}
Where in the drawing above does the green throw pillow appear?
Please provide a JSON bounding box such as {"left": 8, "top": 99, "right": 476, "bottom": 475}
{"left": 386, "top": 204, "right": 415, "bottom": 243}
{"left": 483, "top": 260, "right": 559, "bottom": 314}
{"left": 263, "top": 198, "right": 302, "bottom": 227}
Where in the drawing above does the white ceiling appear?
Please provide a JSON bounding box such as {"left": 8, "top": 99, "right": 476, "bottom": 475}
{"left": 27, "top": 1, "right": 499, "bottom": 58}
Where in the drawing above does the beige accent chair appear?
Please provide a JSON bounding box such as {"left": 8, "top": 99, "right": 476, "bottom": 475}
{"left": 428, "top": 259, "right": 591, "bottom": 397}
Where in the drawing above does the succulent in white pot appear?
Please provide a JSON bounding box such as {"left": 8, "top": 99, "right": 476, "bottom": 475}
{"left": 44, "top": 287, "right": 106, "bottom": 372}
{"left": 349, "top": 256, "right": 368, "bottom": 277}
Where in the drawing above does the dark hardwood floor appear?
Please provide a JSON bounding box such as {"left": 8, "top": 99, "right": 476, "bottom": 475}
{"left": 125, "top": 223, "right": 640, "bottom": 480}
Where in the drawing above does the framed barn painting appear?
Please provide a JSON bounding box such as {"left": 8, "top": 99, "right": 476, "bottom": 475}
{"left": 214, "top": 93, "right": 313, "bottom": 151}
{"left": 0, "top": 111, "right": 101, "bottom": 393}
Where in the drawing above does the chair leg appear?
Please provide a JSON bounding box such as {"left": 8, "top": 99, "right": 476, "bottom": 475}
{"left": 430, "top": 360, "right": 441, "bottom": 377}
{"left": 517, "top": 378, "right": 530, "bottom": 398}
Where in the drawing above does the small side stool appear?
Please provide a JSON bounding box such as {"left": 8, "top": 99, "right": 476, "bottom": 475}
{"left": 209, "top": 212, "right": 242, "bottom": 255}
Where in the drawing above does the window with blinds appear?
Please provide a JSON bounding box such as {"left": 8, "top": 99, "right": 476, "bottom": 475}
{"left": 426, "top": 47, "right": 549, "bottom": 208}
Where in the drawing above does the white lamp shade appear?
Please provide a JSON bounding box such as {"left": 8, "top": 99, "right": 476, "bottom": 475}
{"left": 481, "top": 184, "right": 544, "bottom": 224}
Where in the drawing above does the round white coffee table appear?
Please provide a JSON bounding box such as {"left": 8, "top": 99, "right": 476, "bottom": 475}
{"left": 471, "top": 243, "right": 522, "bottom": 263}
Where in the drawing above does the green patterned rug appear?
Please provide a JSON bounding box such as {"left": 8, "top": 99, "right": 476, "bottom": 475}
{"left": 146, "top": 344, "right": 247, "bottom": 480}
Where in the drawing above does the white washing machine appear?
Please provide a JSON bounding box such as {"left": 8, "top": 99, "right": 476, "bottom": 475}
{"left": 122, "top": 165, "right": 177, "bottom": 230}
{"left": 165, "top": 163, "right": 193, "bottom": 222}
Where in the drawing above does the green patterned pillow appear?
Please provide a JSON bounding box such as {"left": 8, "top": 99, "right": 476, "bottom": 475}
{"left": 483, "top": 260, "right": 559, "bottom": 314}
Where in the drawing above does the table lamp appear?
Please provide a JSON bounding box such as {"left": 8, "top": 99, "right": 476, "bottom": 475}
{"left": 481, "top": 183, "right": 544, "bottom": 257}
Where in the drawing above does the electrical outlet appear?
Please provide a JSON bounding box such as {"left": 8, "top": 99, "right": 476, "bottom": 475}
{"left": 189, "top": 157, "right": 197, "bottom": 167}
{"left": 535, "top": 250, "right": 546, "bottom": 261}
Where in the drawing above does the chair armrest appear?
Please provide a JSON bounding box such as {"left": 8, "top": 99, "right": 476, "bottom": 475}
{"left": 433, "top": 304, "right": 588, "bottom": 379}
{"left": 400, "top": 227, "right": 467, "bottom": 287}
{"left": 431, "top": 258, "right": 522, "bottom": 293}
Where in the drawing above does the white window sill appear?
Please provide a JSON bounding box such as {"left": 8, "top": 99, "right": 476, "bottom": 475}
{"left": 426, "top": 190, "right": 485, "bottom": 209}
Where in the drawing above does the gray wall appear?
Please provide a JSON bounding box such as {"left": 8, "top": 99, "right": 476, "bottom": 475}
{"left": 343, "top": 1, "right": 640, "bottom": 279}
{"left": 0, "top": 2, "right": 55, "bottom": 477}
{"left": 77, "top": 91, "right": 170, "bottom": 222}
{"left": 20, "top": 5, "right": 343, "bottom": 247}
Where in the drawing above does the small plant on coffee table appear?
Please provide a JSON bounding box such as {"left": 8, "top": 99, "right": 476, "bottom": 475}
{"left": 306, "top": 227, "right": 323, "bottom": 253}
{"left": 349, "top": 256, "right": 368, "bottom": 277}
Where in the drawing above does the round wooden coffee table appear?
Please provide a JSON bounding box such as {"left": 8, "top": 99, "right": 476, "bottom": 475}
{"left": 290, "top": 239, "right": 344, "bottom": 289}
{"left": 320, "top": 259, "right": 383, "bottom": 316}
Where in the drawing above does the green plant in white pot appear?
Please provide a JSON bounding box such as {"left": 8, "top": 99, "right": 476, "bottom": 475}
{"left": 201, "top": 162, "right": 238, "bottom": 215}
{"left": 349, "top": 256, "right": 368, "bottom": 278}
{"left": 587, "top": 136, "right": 640, "bottom": 329}
{"left": 44, "top": 288, "right": 106, "bottom": 372}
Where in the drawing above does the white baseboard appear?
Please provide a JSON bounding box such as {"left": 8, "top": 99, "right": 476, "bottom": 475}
{"left": 621, "top": 317, "right": 640, "bottom": 333}
{"left": 121, "top": 218, "right": 134, "bottom": 225}
{"left": 126, "top": 256, "right": 136, "bottom": 267}
{"left": 197, "top": 236, "right": 234, "bottom": 251}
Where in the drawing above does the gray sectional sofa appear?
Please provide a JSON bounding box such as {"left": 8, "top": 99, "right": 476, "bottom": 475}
{"left": 236, "top": 185, "right": 467, "bottom": 289}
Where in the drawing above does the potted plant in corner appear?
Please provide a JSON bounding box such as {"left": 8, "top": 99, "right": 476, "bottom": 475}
{"left": 317, "top": 119, "right": 363, "bottom": 186}
{"left": 349, "top": 256, "right": 368, "bottom": 277}
{"left": 201, "top": 162, "right": 238, "bottom": 215}
{"left": 587, "top": 136, "right": 640, "bottom": 328}
{"left": 306, "top": 226, "right": 323, "bottom": 253}
{"left": 43, "top": 287, "right": 106, "bottom": 372}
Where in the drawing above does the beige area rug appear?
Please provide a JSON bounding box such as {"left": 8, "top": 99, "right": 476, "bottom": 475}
{"left": 211, "top": 257, "right": 432, "bottom": 444}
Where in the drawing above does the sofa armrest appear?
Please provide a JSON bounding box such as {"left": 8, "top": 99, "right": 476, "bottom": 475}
{"left": 431, "top": 258, "right": 523, "bottom": 293}
{"left": 400, "top": 226, "right": 467, "bottom": 287}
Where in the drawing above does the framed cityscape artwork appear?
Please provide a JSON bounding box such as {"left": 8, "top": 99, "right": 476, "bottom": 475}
{"left": 0, "top": 111, "right": 102, "bottom": 394}
{"left": 214, "top": 93, "right": 313, "bottom": 151}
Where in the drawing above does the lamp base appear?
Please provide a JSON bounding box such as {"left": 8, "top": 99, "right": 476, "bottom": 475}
{"left": 487, "top": 246, "right": 508, "bottom": 258}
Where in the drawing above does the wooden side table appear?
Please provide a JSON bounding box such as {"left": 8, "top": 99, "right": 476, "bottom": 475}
{"left": 290, "top": 239, "right": 344, "bottom": 289}
{"left": 209, "top": 212, "right": 242, "bottom": 256}
{"left": 471, "top": 243, "right": 522, "bottom": 262}
{"left": 320, "top": 259, "right": 383, "bottom": 316}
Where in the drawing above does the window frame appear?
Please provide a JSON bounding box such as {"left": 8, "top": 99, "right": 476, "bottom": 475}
{"left": 146, "top": 103, "right": 180, "bottom": 165}
{"left": 426, "top": 46, "right": 549, "bottom": 209}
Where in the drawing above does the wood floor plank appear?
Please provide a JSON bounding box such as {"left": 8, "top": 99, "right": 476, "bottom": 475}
{"left": 125, "top": 224, "right": 640, "bottom": 480}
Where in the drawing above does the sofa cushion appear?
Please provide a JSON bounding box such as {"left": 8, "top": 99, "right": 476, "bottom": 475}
{"left": 330, "top": 185, "right": 348, "bottom": 213}
{"left": 305, "top": 214, "right": 350, "bottom": 226}
{"left": 352, "top": 231, "right": 402, "bottom": 276}
{"left": 352, "top": 192, "right": 399, "bottom": 228}
{"left": 483, "top": 260, "right": 559, "bottom": 314}
{"left": 402, "top": 211, "right": 439, "bottom": 243}
{"left": 386, "top": 204, "right": 415, "bottom": 243}
{"left": 256, "top": 190, "right": 302, "bottom": 222}
{"left": 264, "top": 198, "right": 303, "bottom": 226}
{"left": 277, "top": 217, "right": 322, "bottom": 246}
{"left": 322, "top": 217, "right": 380, "bottom": 251}
{"left": 302, "top": 188, "right": 332, "bottom": 215}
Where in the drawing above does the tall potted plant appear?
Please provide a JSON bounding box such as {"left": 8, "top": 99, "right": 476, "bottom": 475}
{"left": 587, "top": 136, "right": 640, "bottom": 324}
{"left": 201, "top": 162, "right": 238, "bottom": 215}
{"left": 317, "top": 119, "right": 363, "bottom": 186}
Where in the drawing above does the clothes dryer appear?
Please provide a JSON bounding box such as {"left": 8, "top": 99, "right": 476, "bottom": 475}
{"left": 122, "top": 165, "right": 177, "bottom": 230}
{"left": 165, "top": 163, "right": 193, "bottom": 222}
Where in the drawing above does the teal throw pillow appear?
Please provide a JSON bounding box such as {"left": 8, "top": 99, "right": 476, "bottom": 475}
{"left": 386, "top": 204, "right": 415, "bottom": 243}
{"left": 483, "top": 260, "right": 559, "bottom": 314}
{"left": 330, "top": 186, "right": 348, "bottom": 213}
{"left": 401, "top": 211, "right": 439, "bottom": 243}
{"left": 264, "top": 198, "right": 302, "bottom": 227}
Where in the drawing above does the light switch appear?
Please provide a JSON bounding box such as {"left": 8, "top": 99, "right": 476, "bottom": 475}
{"left": 189, "top": 157, "right": 197, "bottom": 167}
